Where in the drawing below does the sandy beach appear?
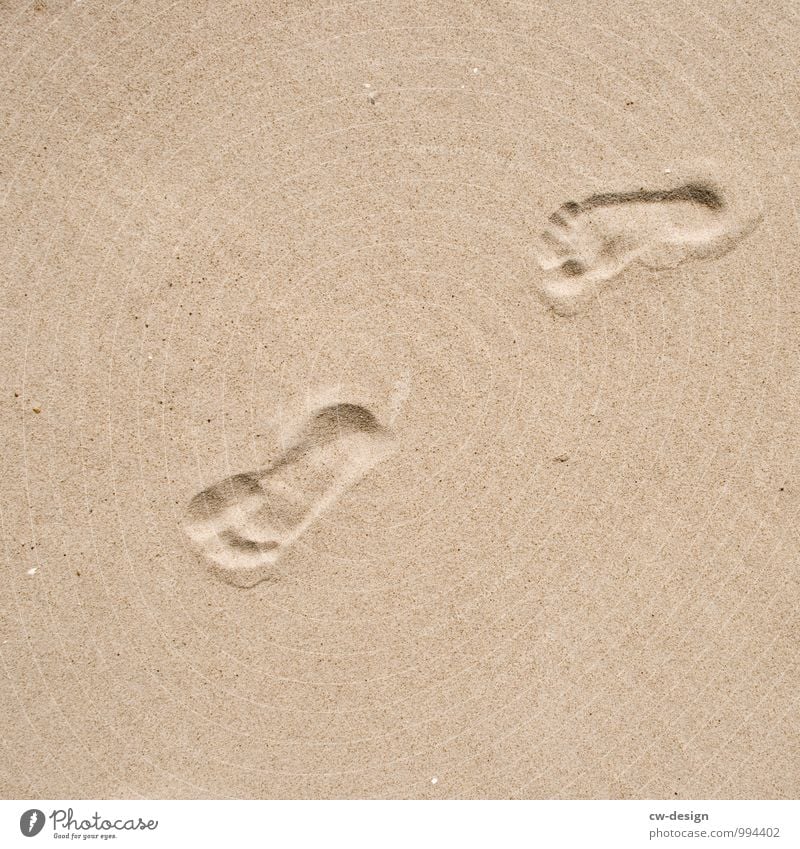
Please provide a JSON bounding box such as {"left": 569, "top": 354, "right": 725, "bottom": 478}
{"left": 1, "top": 0, "right": 798, "bottom": 799}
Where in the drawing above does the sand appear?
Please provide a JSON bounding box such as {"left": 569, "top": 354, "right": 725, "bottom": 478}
{"left": 1, "top": 0, "right": 798, "bottom": 799}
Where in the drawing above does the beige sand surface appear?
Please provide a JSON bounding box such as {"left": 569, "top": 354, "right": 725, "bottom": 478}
{"left": 1, "top": 0, "right": 798, "bottom": 799}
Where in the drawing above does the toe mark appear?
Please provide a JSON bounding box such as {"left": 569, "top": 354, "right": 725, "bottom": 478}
{"left": 560, "top": 259, "right": 586, "bottom": 277}
{"left": 219, "top": 530, "right": 279, "bottom": 554}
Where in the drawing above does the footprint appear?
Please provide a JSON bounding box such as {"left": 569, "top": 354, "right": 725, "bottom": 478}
{"left": 533, "top": 167, "right": 762, "bottom": 315}
{"left": 182, "top": 403, "right": 395, "bottom": 587}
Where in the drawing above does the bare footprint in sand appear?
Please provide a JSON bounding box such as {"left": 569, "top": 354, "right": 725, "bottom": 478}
{"left": 182, "top": 403, "right": 395, "bottom": 587}
{"left": 533, "top": 167, "right": 762, "bottom": 315}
